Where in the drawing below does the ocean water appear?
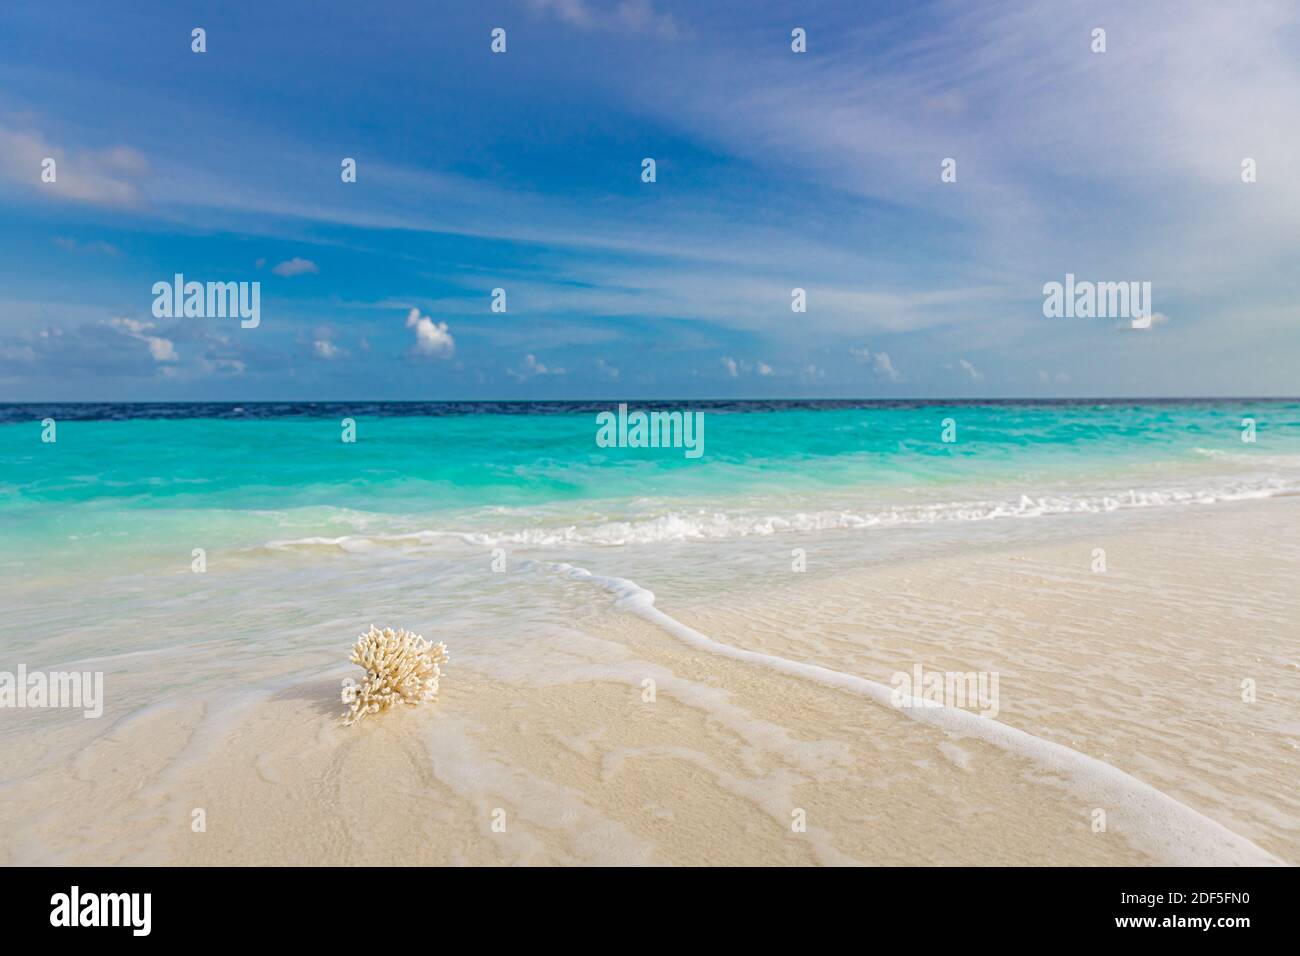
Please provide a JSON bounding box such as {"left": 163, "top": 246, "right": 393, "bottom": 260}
{"left": 4, "top": 399, "right": 1299, "bottom": 570}
{"left": 1, "top": 399, "right": 1298, "bottom": 864}
{"left": 4, "top": 397, "right": 1298, "bottom": 675}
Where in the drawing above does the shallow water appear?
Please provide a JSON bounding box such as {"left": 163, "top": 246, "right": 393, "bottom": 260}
{"left": 1, "top": 400, "right": 1297, "bottom": 864}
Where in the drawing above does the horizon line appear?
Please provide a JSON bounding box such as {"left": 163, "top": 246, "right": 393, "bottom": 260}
{"left": 3, "top": 395, "right": 1298, "bottom": 406}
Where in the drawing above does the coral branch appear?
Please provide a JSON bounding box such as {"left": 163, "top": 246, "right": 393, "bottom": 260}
{"left": 341, "top": 625, "right": 448, "bottom": 726}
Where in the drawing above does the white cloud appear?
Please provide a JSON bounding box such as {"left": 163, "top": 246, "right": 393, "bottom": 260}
{"left": 105, "top": 318, "right": 176, "bottom": 363}
{"left": 507, "top": 353, "right": 566, "bottom": 380}
{"left": 627, "top": 0, "right": 1300, "bottom": 329}
{"left": 958, "top": 358, "right": 983, "bottom": 381}
{"left": 147, "top": 337, "right": 178, "bottom": 362}
{"left": 199, "top": 357, "right": 245, "bottom": 375}
{"left": 721, "top": 356, "right": 780, "bottom": 378}
{"left": 272, "top": 257, "right": 320, "bottom": 277}
{"left": 109, "top": 318, "right": 151, "bottom": 335}
{"left": 851, "top": 346, "right": 901, "bottom": 381}
{"left": 0, "top": 124, "right": 147, "bottom": 205}
{"left": 53, "top": 237, "right": 121, "bottom": 257}
{"left": 526, "top": 0, "right": 679, "bottom": 38}
{"left": 871, "top": 352, "right": 901, "bottom": 382}
{"left": 313, "top": 339, "right": 345, "bottom": 360}
{"left": 405, "top": 307, "right": 454, "bottom": 357}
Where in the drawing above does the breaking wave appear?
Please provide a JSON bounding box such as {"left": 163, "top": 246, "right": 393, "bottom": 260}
{"left": 260, "top": 475, "right": 1299, "bottom": 553}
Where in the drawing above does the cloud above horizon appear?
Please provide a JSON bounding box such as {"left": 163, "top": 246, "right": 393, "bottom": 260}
{"left": 272, "top": 257, "right": 320, "bottom": 277}
{"left": 405, "top": 308, "right": 455, "bottom": 358}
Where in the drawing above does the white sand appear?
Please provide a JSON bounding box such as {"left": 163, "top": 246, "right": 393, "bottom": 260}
{"left": 1, "top": 498, "right": 1295, "bottom": 865}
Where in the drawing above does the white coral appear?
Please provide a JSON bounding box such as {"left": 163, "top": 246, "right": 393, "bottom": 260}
{"left": 342, "top": 625, "right": 448, "bottom": 726}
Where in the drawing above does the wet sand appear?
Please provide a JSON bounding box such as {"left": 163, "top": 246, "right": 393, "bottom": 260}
{"left": 1, "top": 498, "right": 1296, "bottom": 865}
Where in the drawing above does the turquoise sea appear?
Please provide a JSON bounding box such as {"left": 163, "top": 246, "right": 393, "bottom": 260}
{"left": 4, "top": 400, "right": 1300, "bottom": 572}
{"left": 2, "top": 394, "right": 1296, "bottom": 642}
{"left": 2, "top": 399, "right": 1298, "bottom": 864}
{"left": 3, "top": 398, "right": 1299, "bottom": 685}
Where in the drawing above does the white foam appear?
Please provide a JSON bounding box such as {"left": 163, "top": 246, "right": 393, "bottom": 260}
{"left": 259, "top": 477, "right": 1300, "bottom": 553}
{"left": 549, "top": 561, "right": 1286, "bottom": 867}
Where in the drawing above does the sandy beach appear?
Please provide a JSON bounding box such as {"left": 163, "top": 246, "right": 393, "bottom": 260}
{"left": 5, "top": 0, "right": 1300, "bottom": 892}
{"left": 3, "top": 495, "right": 1294, "bottom": 866}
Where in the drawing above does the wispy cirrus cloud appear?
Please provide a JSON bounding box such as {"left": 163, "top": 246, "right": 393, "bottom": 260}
{"left": 53, "top": 237, "right": 122, "bottom": 257}
{"left": 525, "top": 0, "right": 681, "bottom": 38}
{"left": 1, "top": 1, "right": 1297, "bottom": 399}
{"left": 0, "top": 123, "right": 147, "bottom": 206}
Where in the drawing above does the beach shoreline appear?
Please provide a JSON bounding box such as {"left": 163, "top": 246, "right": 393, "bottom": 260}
{"left": 2, "top": 495, "right": 1294, "bottom": 866}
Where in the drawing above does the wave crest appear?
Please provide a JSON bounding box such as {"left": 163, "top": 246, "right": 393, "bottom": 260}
{"left": 260, "top": 476, "right": 1298, "bottom": 553}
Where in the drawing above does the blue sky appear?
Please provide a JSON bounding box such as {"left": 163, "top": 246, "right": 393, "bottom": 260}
{"left": 0, "top": 0, "right": 1297, "bottom": 400}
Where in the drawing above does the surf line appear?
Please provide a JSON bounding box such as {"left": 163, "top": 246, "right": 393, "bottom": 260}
{"left": 546, "top": 561, "right": 1282, "bottom": 867}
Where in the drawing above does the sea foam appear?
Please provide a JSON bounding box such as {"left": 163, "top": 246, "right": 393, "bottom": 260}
{"left": 259, "top": 475, "right": 1300, "bottom": 553}
{"left": 546, "top": 561, "right": 1285, "bottom": 867}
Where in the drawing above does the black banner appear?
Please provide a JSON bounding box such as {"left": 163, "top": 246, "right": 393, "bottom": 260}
{"left": 0, "top": 866, "right": 1285, "bottom": 942}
